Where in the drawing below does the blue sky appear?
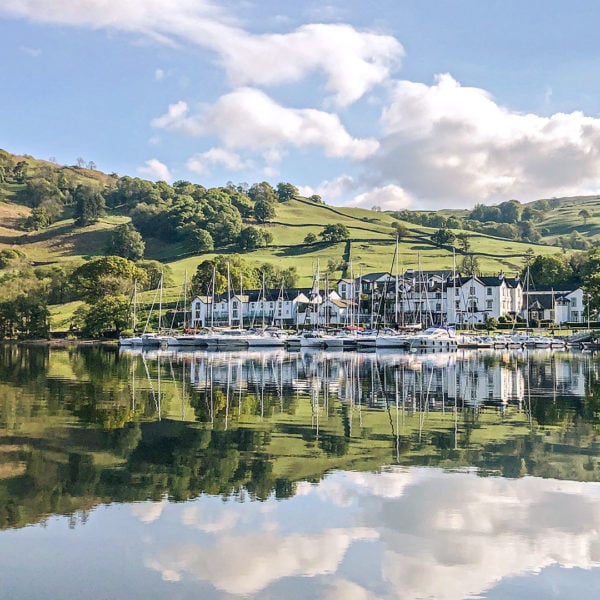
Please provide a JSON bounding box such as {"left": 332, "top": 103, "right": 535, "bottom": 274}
{"left": 2, "top": 1, "right": 600, "bottom": 209}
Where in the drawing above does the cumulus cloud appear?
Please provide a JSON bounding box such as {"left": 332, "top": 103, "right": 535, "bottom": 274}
{"left": 349, "top": 184, "right": 413, "bottom": 210}
{"left": 299, "top": 175, "right": 357, "bottom": 200}
{"left": 371, "top": 73, "right": 600, "bottom": 207}
{"left": 131, "top": 500, "right": 167, "bottom": 524}
{"left": 2, "top": 1, "right": 401, "bottom": 106}
{"left": 145, "top": 528, "right": 378, "bottom": 595}
{"left": 137, "top": 158, "right": 172, "bottom": 181}
{"left": 154, "top": 88, "right": 379, "bottom": 160}
{"left": 186, "top": 147, "right": 253, "bottom": 175}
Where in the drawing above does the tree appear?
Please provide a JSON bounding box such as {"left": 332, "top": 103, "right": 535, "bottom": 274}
{"left": 190, "top": 229, "right": 214, "bottom": 253}
{"left": 248, "top": 181, "right": 276, "bottom": 204}
{"left": 579, "top": 208, "right": 591, "bottom": 225}
{"left": 276, "top": 182, "right": 298, "bottom": 203}
{"left": 253, "top": 198, "right": 276, "bottom": 223}
{"left": 73, "top": 185, "right": 105, "bottom": 226}
{"left": 105, "top": 224, "right": 145, "bottom": 261}
{"left": 24, "top": 206, "right": 51, "bottom": 231}
{"left": 498, "top": 200, "right": 522, "bottom": 223}
{"left": 303, "top": 232, "right": 317, "bottom": 244}
{"left": 309, "top": 194, "right": 322, "bottom": 204}
{"left": 190, "top": 254, "right": 259, "bottom": 297}
{"left": 461, "top": 254, "right": 480, "bottom": 275}
{"left": 456, "top": 232, "right": 471, "bottom": 253}
{"left": 13, "top": 161, "right": 27, "bottom": 183}
{"left": 260, "top": 263, "right": 298, "bottom": 288}
{"left": 320, "top": 224, "right": 350, "bottom": 243}
{"left": 391, "top": 221, "right": 409, "bottom": 239}
{"left": 81, "top": 294, "right": 130, "bottom": 337}
{"left": 238, "top": 226, "right": 271, "bottom": 251}
{"left": 525, "top": 254, "right": 573, "bottom": 286}
{"left": 136, "top": 260, "right": 173, "bottom": 289}
{"left": 70, "top": 256, "right": 147, "bottom": 302}
{"left": 431, "top": 228, "right": 455, "bottom": 247}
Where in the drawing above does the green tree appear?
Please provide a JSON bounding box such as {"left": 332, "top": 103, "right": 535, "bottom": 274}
{"left": 456, "top": 232, "right": 471, "bottom": 253}
{"left": 309, "top": 194, "right": 322, "bottom": 204}
{"left": 276, "top": 182, "right": 298, "bottom": 203}
{"left": 431, "top": 228, "right": 455, "bottom": 246}
{"left": 70, "top": 256, "right": 147, "bottom": 302}
{"left": 320, "top": 223, "right": 350, "bottom": 243}
{"left": 189, "top": 228, "right": 214, "bottom": 253}
{"left": 303, "top": 232, "right": 317, "bottom": 244}
{"left": 461, "top": 254, "right": 480, "bottom": 275}
{"left": 579, "top": 208, "right": 591, "bottom": 225}
{"left": 136, "top": 260, "right": 173, "bottom": 290}
{"left": 525, "top": 254, "right": 573, "bottom": 286}
{"left": 191, "top": 255, "right": 259, "bottom": 297}
{"left": 391, "top": 221, "right": 409, "bottom": 239}
{"left": 105, "top": 224, "right": 145, "bottom": 261}
{"left": 24, "top": 206, "right": 51, "bottom": 231}
{"left": 81, "top": 294, "right": 130, "bottom": 337}
{"left": 498, "top": 200, "right": 522, "bottom": 223}
{"left": 248, "top": 181, "right": 276, "bottom": 204}
{"left": 239, "top": 226, "right": 269, "bottom": 251}
{"left": 253, "top": 198, "right": 276, "bottom": 223}
{"left": 73, "top": 185, "right": 106, "bottom": 226}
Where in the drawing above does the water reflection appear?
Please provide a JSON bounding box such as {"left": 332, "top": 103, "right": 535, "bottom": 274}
{"left": 2, "top": 345, "right": 600, "bottom": 598}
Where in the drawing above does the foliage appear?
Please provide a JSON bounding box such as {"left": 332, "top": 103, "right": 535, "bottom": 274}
{"left": 70, "top": 256, "right": 147, "bottom": 302}
{"left": 391, "top": 221, "right": 409, "bottom": 239}
{"left": 276, "top": 182, "right": 298, "bottom": 203}
{"left": 0, "top": 292, "right": 49, "bottom": 339}
{"left": 191, "top": 255, "right": 260, "bottom": 296}
{"left": 136, "top": 260, "right": 173, "bottom": 289}
{"left": 73, "top": 185, "right": 106, "bottom": 226}
{"left": 253, "top": 198, "right": 277, "bottom": 223}
{"left": 105, "top": 223, "right": 145, "bottom": 261}
{"left": 259, "top": 263, "right": 298, "bottom": 289}
{"left": 431, "top": 227, "right": 455, "bottom": 246}
{"left": 81, "top": 294, "right": 130, "bottom": 337}
{"left": 320, "top": 223, "right": 350, "bottom": 243}
{"left": 239, "top": 226, "right": 273, "bottom": 251}
{"left": 303, "top": 232, "right": 317, "bottom": 244}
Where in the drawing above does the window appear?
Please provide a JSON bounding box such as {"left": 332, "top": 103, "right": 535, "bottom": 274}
{"left": 436, "top": 303, "right": 441, "bottom": 312}
{"left": 571, "top": 298, "right": 577, "bottom": 307}
{"left": 469, "top": 286, "right": 476, "bottom": 295}
{"left": 487, "top": 288, "right": 492, "bottom": 296}
{"left": 455, "top": 301, "right": 460, "bottom": 309}
{"left": 455, "top": 288, "right": 460, "bottom": 296}
{"left": 435, "top": 292, "right": 441, "bottom": 299}
{"left": 486, "top": 300, "right": 493, "bottom": 309}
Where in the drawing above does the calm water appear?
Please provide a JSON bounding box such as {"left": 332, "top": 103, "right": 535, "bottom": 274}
{"left": 1, "top": 344, "right": 600, "bottom": 599}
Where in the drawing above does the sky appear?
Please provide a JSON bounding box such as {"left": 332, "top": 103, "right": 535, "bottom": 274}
{"left": 2, "top": 1, "right": 600, "bottom": 210}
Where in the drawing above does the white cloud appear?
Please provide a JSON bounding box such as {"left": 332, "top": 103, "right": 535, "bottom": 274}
{"left": 154, "top": 67, "right": 164, "bottom": 81}
{"left": 137, "top": 158, "right": 172, "bottom": 181}
{"left": 300, "top": 175, "right": 357, "bottom": 200}
{"left": 186, "top": 147, "right": 253, "bottom": 175}
{"left": 154, "top": 88, "right": 379, "bottom": 160}
{"left": 2, "top": 2, "right": 402, "bottom": 106}
{"left": 349, "top": 184, "right": 413, "bottom": 210}
{"left": 131, "top": 500, "right": 167, "bottom": 524}
{"left": 371, "top": 73, "right": 600, "bottom": 207}
{"left": 145, "top": 527, "right": 378, "bottom": 595}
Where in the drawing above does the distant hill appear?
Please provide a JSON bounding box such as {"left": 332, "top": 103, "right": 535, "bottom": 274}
{"left": 2, "top": 148, "right": 595, "bottom": 294}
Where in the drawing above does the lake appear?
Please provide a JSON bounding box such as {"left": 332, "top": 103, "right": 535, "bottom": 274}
{"left": 1, "top": 344, "right": 600, "bottom": 599}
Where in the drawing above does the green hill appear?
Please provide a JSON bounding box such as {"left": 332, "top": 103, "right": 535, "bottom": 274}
{"left": 1, "top": 148, "right": 598, "bottom": 332}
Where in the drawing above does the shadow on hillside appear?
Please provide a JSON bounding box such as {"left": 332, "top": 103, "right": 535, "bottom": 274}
{"left": 277, "top": 243, "right": 330, "bottom": 256}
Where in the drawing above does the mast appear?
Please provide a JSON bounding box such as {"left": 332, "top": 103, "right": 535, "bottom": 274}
{"left": 227, "top": 261, "right": 232, "bottom": 328}
{"left": 132, "top": 279, "right": 137, "bottom": 333}
{"left": 183, "top": 270, "right": 188, "bottom": 330}
{"left": 211, "top": 265, "right": 216, "bottom": 328}
{"left": 394, "top": 236, "right": 399, "bottom": 328}
{"left": 158, "top": 273, "right": 163, "bottom": 333}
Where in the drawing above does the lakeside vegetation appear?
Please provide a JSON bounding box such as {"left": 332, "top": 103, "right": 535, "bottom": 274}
{"left": 1, "top": 149, "right": 600, "bottom": 338}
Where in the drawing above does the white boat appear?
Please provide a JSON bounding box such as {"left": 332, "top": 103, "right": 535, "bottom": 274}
{"left": 409, "top": 327, "right": 458, "bottom": 351}
{"left": 299, "top": 330, "right": 326, "bottom": 348}
{"left": 374, "top": 332, "right": 410, "bottom": 349}
{"left": 247, "top": 329, "right": 287, "bottom": 347}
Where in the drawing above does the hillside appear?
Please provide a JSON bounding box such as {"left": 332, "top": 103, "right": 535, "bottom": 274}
{"left": 1, "top": 148, "right": 598, "bottom": 332}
